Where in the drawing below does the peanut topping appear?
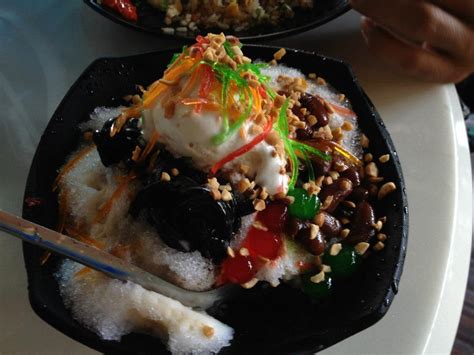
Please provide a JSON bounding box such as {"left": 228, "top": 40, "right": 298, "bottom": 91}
{"left": 273, "top": 94, "right": 286, "bottom": 108}
{"left": 329, "top": 243, "right": 342, "bottom": 256}
{"left": 307, "top": 114, "right": 317, "bottom": 126}
{"left": 249, "top": 124, "right": 263, "bottom": 136}
{"left": 227, "top": 247, "right": 235, "bottom": 258}
{"left": 379, "top": 154, "right": 390, "bottom": 163}
{"left": 315, "top": 176, "right": 325, "bottom": 187}
{"left": 253, "top": 198, "right": 266, "bottom": 211}
{"left": 314, "top": 212, "right": 325, "bottom": 227}
{"left": 373, "top": 241, "right": 385, "bottom": 251}
{"left": 237, "top": 178, "right": 252, "bottom": 193}
{"left": 373, "top": 220, "right": 383, "bottom": 231}
{"left": 341, "top": 121, "right": 354, "bottom": 131}
{"left": 378, "top": 182, "right": 396, "bottom": 199}
{"left": 238, "top": 164, "right": 250, "bottom": 174}
{"left": 321, "top": 195, "right": 334, "bottom": 210}
{"left": 303, "top": 181, "right": 320, "bottom": 196}
{"left": 210, "top": 189, "right": 221, "bottom": 200}
{"left": 328, "top": 171, "right": 340, "bottom": 181}
{"left": 342, "top": 200, "right": 356, "bottom": 209}
{"left": 316, "top": 77, "right": 326, "bottom": 85}
{"left": 340, "top": 228, "right": 350, "bottom": 238}
{"left": 239, "top": 247, "right": 250, "bottom": 256}
{"left": 170, "top": 168, "right": 179, "bottom": 176}
{"left": 202, "top": 325, "right": 215, "bottom": 338}
{"left": 252, "top": 220, "right": 268, "bottom": 231}
{"left": 265, "top": 131, "right": 281, "bottom": 146}
{"left": 273, "top": 48, "right": 286, "bottom": 61}
{"left": 365, "top": 162, "right": 379, "bottom": 178}
{"left": 310, "top": 271, "right": 325, "bottom": 284}
{"left": 221, "top": 189, "right": 233, "bottom": 202}
{"left": 259, "top": 187, "right": 269, "bottom": 200}
{"left": 309, "top": 224, "right": 319, "bottom": 240}
{"left": 323, "top": 176, "right": 333, "bottom": 185}
{"left": 160, "top": 172, "right": 171, "bottom": 182}
{"left": 360, "top": 134, "right": 370, "bottom": 148}
{"left": 321, "top": 264, "right": 332, "bottom": 273}
{"left": 207, "top": 177, "right": 220, "bottom": 190}
{"left": 355, "top": 242, "right": 370, "bottom": 255}
{"left": 364, "top": 153, "right": 373, "bottom": 163}
{"left": 241, "top": 277, "right": 259, "bottom": 289}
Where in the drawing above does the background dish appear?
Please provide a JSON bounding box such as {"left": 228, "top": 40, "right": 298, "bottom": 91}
{"left": 22, "top": 46, "right": 407, "bottom": 353}
{"left": 83, "top": 0, "right": 350, "bottom": 41}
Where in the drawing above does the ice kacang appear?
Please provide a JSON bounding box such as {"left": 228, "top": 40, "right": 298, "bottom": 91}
{"left": 53, "top": 33, "right": 395, "bottom": 354}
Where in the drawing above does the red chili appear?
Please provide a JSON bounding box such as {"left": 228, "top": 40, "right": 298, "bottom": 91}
{"left": 210, "top": 116, "right": 274, "bottom": 176}
{"left": 102, "top": 0, "right": 137, "bottom": 22}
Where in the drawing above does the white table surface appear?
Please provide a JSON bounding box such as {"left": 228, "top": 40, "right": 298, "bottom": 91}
{"left": 0, "top": 2, "right": 471, "bottom": 354}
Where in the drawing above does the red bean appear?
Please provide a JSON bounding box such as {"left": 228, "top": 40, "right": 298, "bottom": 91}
{"left": 341, "top": 167, "right": 361, "bottom": 186}
{"left": 300, "top": 93, "right": 329, "bottom": 127}
{"left": 346, "top": 201, "right": 375, "bottom": 245}
{"left": 319, "top": 178, "right": 353, "bottom": 213}
{"left": 318, "top": 211, "right": 342, "bottom": 239}
{"left": 295, "top": 227, "right": 326, "bottom": 255}
{"left": 349, "top": 186, "right": 369, "bottom": 203}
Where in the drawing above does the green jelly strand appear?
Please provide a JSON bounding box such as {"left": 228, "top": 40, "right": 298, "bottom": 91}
{"left": 287, "top": 187, "right": 320, "bottom": 219}
{"left": 292, "top": 140, "right": 332, "bottom": 162}
{"left": 223, "top": 41, "right": 235, "bottom": 59}
{"left": 300, "top": 147, "right": 315, "bottom": 181}
{"left": 277, "top": 98, "right": 290, "bottom": 136}
{"left": 167, "top": 45, "right": 187, "bottom": 68}
{"left": 286, "top": 139, "right": 299, "bottom": 191}
{"left": 266, "top": 86, "right": 276, "bottom": 100}
{"left": 323, "top": 245, "right": 361, "bottom": 279}
{"left": 220, "top": 75, "right": 230, "bottom": 135}
{"left": 213, "top": 86, "right": 253, "bottom": 145}
{"left": 275, "top": 98, "right": 300, "bottom": 189}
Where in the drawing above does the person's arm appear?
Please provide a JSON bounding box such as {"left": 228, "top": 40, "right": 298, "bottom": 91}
{"left": 350, "top": 0, "right": 474, "bottom": 83}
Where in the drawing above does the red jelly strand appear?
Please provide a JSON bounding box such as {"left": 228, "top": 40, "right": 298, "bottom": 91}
{"left": 195, "top": 65, "right": 213, "bottom": 113}
{"left": 210, "top": 116, "right": 274, "bottom": 176}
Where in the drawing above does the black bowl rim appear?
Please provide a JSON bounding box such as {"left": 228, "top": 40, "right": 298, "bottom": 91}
{"left": 22, "top": 44, "right": 409, "bottom": 354}
{"left": 82, "top": 0, "right": 351, "bottom": 42}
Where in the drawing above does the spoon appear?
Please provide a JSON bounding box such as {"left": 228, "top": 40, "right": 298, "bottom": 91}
{"left": 0, "top": 209, "right": 227, "bottom": 310}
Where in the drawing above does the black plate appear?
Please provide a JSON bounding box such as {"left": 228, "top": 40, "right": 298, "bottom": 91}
{"left": 22, "top": 46, "right": 408, "bottom": 354}
{"left": 83, "top": 0, "right": 350, "bottom": 42}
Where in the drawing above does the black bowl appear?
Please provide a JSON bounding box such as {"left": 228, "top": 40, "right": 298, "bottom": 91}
{"left": 22, "top": 46, "right": 408, "bottom": 354}
{"left": 83, "top": 0, "right": 350, "bottom": 42}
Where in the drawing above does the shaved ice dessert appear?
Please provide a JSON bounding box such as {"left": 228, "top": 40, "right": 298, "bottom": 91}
{"left": 52, "top": 33, "right": 397, "bottom": 354}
